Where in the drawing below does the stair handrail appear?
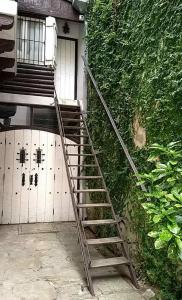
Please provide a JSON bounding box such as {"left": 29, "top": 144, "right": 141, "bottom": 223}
{"left": 82, "top": 55, "right": 147, "bottom": 193}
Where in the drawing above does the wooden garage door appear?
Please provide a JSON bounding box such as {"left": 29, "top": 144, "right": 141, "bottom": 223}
{"left": 0, "top": 130, "right": 77, "bottom": 224}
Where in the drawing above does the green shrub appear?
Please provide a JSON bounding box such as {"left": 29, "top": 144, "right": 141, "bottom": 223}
{"left": 138, "top": 142, "right": 182, "bottom": 262}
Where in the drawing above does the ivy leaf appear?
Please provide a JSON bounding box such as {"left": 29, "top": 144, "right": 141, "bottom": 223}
{"left": 167, "top": 223, "right": 180, "bottom": 234}
{"left": 148, "top": 231, "right": 159, "bottom": 238}
{"left": 168, "top": 243, "right": 177, "bottom": 260}
{"left": 153, "top": 215, "right": 162, "bottom": 223}
{"left": 154, "top": 238, "right": 167, "bottom": 249}
{"left": 176, "top": 238, "right": 182, "bottom": 260}
{"left": 159, "top": 230, "right": 172, "bottom": 242}
{"left": 176, "top": 215, "right": 182, "bottom": 223}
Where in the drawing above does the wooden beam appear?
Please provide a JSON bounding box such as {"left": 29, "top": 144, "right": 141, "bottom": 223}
{"left": 0, "top": 39, "right": 15, "bottom": 54}
{"left": 0, "top": 14, "right": 14, "bottom": 31}
{"left": 0, "top": 57, "right": 15, "bottom": 70}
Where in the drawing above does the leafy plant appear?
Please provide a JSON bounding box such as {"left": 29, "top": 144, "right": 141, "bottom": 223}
{"left": 138, "top": 142, "right": 182, "bottom": 261}
{"left": 87, "top": 0, "right": 182, "bottom": 298}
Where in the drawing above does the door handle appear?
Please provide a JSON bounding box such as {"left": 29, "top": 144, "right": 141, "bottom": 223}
{"left": 22, "top": 173, "right": 25, "bottom": 186}
{"left": 34, "top": 173, "right": 38, "bottom": 186}
{"left": 29, "top": 174, "right": 33, "bottom": 185}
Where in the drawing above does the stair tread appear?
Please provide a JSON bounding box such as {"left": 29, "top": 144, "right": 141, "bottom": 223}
{"left": 90, "top": 257, "right": 129, "bottom": 268}
{"left": 63, "top": 126, "right": 85, "bottom": 129}
{"left": 68, "top": 164, "right": 97, "bottom": 167}
{"left": 63, "top": 118, "right": 83, "bottom": 122}
{"left": 82, "top": 219, "right": 116, "bottom": 226}
{"left": 67, "top": 153, "right": 94, "bottom": 156}
{"left": 77, "top": 203, "right": 111, "bottom": 208}
{"left": 87, "top": 237, "right": 123, "bottom": 245}
{"left": 71, "top": 176, "right": 102, "bottom": 179}
{"left": 65, "top": 134, "right": 88, "bottom": 137}
{"left": 74, "top": 189, "right": 106, "bottom": 193}
{"left": 61, "top": 111, "right": 82, "bottom": 115}
{"left": 65, "top": 144, "right": 91, "bottom": 146}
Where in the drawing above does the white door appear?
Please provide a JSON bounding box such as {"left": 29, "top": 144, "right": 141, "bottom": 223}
{"left": 56, "top": 38, "right": 76, "bottom": 103}
{"left": 0, "top": 129, "right": 77, "bottom": 224}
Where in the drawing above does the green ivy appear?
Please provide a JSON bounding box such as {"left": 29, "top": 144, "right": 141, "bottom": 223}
{"left": 86, "top": 0, "right": 182, "bottom": 299}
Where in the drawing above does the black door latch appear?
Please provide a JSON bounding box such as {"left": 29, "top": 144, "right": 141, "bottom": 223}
{"left": 34, "top": 173, "right": 38, "bottom": 186}
{"left": 22, "top": 173, "right": 25, "bottom": 186}
{"left": 17, "top": 147, "right": 28, "bottom": 166}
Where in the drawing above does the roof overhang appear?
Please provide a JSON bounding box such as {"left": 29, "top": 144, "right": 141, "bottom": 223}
{"left": 18, "top": 0, "right": 82, "bottom": 22}
{"left": 72, "top": 0, "right": 89, "bottom": 14}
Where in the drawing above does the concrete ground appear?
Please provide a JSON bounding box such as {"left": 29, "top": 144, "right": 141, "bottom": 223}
{"left": 0, "top": 222, "right": 144, "bottom": 300}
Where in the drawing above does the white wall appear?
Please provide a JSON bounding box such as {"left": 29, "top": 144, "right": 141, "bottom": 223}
{"left": 0, "top": 18, "right": 87, "bottom": 110}
{"left": 56, "top": 20, "right": 87, "bottom": 108}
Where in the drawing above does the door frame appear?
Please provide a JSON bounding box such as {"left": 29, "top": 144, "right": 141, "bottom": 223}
{"left": 57, "top": 36, "right": 78, "bottom": 100}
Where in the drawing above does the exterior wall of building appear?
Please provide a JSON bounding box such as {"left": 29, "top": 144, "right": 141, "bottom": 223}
{"left": 0, "top": 17, "right": 87, "bottom": 109}
{"left": 0, "top": 0, "right": 17, "bottom": 74}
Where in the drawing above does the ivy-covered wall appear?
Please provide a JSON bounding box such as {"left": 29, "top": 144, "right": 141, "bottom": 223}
{"left": 86, "top": 1, "right": 182, "bottom": 299}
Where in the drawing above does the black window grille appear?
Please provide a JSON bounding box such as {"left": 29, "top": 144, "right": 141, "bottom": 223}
{"left": 17, "top": 16, "right": 46, "bottom": 65}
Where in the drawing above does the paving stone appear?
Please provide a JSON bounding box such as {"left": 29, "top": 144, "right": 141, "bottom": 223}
{"left": 0, "top": 223, "right": 143, "bottom": 300}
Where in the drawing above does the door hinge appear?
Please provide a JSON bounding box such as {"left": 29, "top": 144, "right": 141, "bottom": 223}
{"left": 54, "top": 174, "right": 56, "bottom": 181}
{"left": 1, "top": 210, "right": 3, "bottom": 217}
{"left": 53, "top": 208, "right": 54, "bottom": 215}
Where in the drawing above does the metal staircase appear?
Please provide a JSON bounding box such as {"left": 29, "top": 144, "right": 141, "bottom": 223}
{"left": 54, "top": 93, "right": 138, "bottom": 296}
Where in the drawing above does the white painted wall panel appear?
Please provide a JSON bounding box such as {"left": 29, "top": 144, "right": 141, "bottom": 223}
{"left": 0, "top": 132, "right": 5, "bottom": 224}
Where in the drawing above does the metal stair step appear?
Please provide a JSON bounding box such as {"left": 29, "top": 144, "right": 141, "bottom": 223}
{"left": 66, "top": 153, "right": 94, "bottom": 156}
{"left": 87, "top": 237, "right": 123, "bottom": 245}
{"left": 68, "top": 164, "right": 98, "bottom": 167}
{"left": 82, "top": 219, "right": 116, "bottom": 226}
{"left": 71, "top": 176, "right": 102, "bottom": 180}
{"left": 62, "top": 118, "right": 83, "bottom": 122}
{"left": 63, "top": 126, "right": 85, "bottom": 130}
{"left": 65, "top": 134, "right": 88, "bottom": 138}
{"left": 61, "top": 111, "right": 82, "bottom": 115}
{"left": 74, "top": 189, "right": 106, "bottom": 193}
{"left": 90, "top": 257, "right": 129, "bottom": 268}
{"left": 65, "top": 144, "right": 91, "bottom": 147}
{"left": 77, "top": 203, "right": 111, "bottom": 208}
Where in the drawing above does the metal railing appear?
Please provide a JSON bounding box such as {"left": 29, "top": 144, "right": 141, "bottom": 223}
{"left": 82, "top": 55, "right": 147, "bottom": 193}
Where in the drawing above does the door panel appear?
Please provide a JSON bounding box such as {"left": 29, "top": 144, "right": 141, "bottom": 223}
{"left": 53, "top": 135, "right": 62, "bottom": 222}
{"left": 11, "top": 130, "right": 24, "bottom": 224}
{"left": 44, "top": 133, "right": 55, "bottom": 222}
{"left": 29, "top": 130, "right": 39, "bottom": 223}
{"left": 0, "top": 130, "right": 77, "bottom": 224}
{"left": 0, "top": 132, "right": 6, "bottom": 224}
{"left": 20, "top": 130, "right": 31, "bottom": 224}
{"left": 37, "top": 131, "right": 47, "bottom": 222}
{"left": 56, "top": 38, "right": 76, "bottom": 102}
{"left": 2, "top": 131, "right": 15, "bottom": 224}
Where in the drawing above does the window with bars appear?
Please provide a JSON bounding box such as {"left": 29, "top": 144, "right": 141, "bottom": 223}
{"left": 17, "top": 16, "right": 46, "bottom": 65}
